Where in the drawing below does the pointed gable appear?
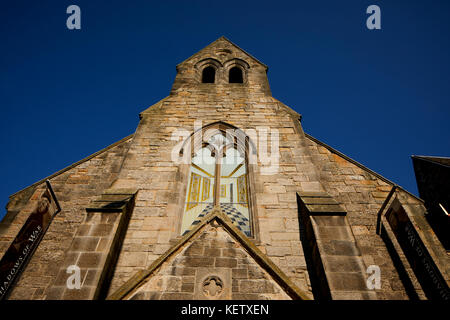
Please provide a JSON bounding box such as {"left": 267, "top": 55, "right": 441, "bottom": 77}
{"left": 170, "top": 37, "right": 272, "bottom": 94}
{"left": 177, "top": 36, "right": 268, "bottom": 71}
{"left": 107, "top": 210, "right": 310, "bottom": 300}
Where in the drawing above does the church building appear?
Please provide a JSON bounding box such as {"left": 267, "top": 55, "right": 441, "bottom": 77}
{"left": 0, "top": 37, "right": 448, "bottom": 300}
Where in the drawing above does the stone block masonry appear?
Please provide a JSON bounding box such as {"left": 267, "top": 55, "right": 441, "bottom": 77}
{"left": 1, "top": 37, "right": 444, "bottom": 300}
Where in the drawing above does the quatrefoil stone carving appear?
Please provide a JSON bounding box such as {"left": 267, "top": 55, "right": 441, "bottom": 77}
{"left": 202, "top": 276, "right": 224, "bottom": 298}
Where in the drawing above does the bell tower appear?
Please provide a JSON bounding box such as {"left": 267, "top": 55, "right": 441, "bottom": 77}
{"left": 171, "top": 36, "right": 271, "bottom": 95}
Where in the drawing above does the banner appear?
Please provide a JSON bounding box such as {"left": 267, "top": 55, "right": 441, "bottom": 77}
{"left": 0, "top": 180, "right": 61, "bottom": 300}
{"left": 386, "top": 203, "right": 450, "bottom": 300}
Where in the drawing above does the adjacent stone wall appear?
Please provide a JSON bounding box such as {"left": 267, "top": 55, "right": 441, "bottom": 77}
{"left": 0, "top": 137, "right": 132, "bottom": 299}
{"left": 302, "top": 135, "right": 421, "bottom": 299}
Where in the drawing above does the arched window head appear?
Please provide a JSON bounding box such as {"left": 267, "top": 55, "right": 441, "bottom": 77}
{"left": 229, "top": 67, "right": 243, "bottom": 83}
{"left": 181, "top": 124, "right": 253, "bottom": 237}
{"left": 202, "top": 66, "right": 215, "bottom": 83}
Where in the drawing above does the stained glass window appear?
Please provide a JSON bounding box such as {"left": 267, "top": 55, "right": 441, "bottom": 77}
{"left": 181, "top": 129, "right": 252, "bottom": 237}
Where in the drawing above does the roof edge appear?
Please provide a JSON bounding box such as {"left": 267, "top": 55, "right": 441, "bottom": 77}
{"left": 305, "top": 133, "right": 424, "bottom": 204}
{"left": 9, "top": 134, "right": 134, "bottom": 199}
{"left": 139, "top": 96, "right": 169, "bottom": 118}
{"left": 176, "top": 36, "right": 268, "bottom": 70}
{"left": 271, "top": 97, "right": 301, "bottom": 119}
{"left": 412, "top": 155, "right": 450, "bottom": 168}
{"left": 411, "top": 155, "right": 450, "bottom": 160}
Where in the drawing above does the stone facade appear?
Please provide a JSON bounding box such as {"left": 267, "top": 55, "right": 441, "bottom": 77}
{"left": 0, "top": 136, "right": 132, "bottom": 299}
{"left": 110, "top": 211, "right": 304, "bottom": 300}
{"left": 0, "top": 37, "right": 448, "bottom": 300}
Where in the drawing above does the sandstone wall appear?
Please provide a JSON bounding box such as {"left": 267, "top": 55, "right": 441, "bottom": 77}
{"left": 1, "top": 38, "right": 426, "bottom": 300}
{"left": 126, "top": 223, "right": 292, "bottom": 300}
{"left": 0, "top": 137, "right": 132, "bottom": 299}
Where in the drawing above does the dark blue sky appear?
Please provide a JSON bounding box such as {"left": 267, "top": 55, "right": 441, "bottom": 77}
{"left": 1, "top": 1, "right": 449, "bottom": 219}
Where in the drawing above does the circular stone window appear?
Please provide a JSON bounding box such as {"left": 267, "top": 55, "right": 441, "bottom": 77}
{"left": 202, "top": 276, "right": 224, "bottom": 298}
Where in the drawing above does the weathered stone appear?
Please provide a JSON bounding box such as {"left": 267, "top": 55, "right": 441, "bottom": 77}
{"left": 215, "top": 257, "right": 237, "bottom": 268}
{"left": 1, "top": 37, "right": 438, "bottom": 302}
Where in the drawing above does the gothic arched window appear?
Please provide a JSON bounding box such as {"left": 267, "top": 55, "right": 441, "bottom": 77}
{"left": 202, "top": 66, "right": 216, "bottom": 83}
{"left": 229, "top": 67, "right": 243, "bottom": 83}
{"left": 181, "top": 124, "right": 253, "bottom": 237}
